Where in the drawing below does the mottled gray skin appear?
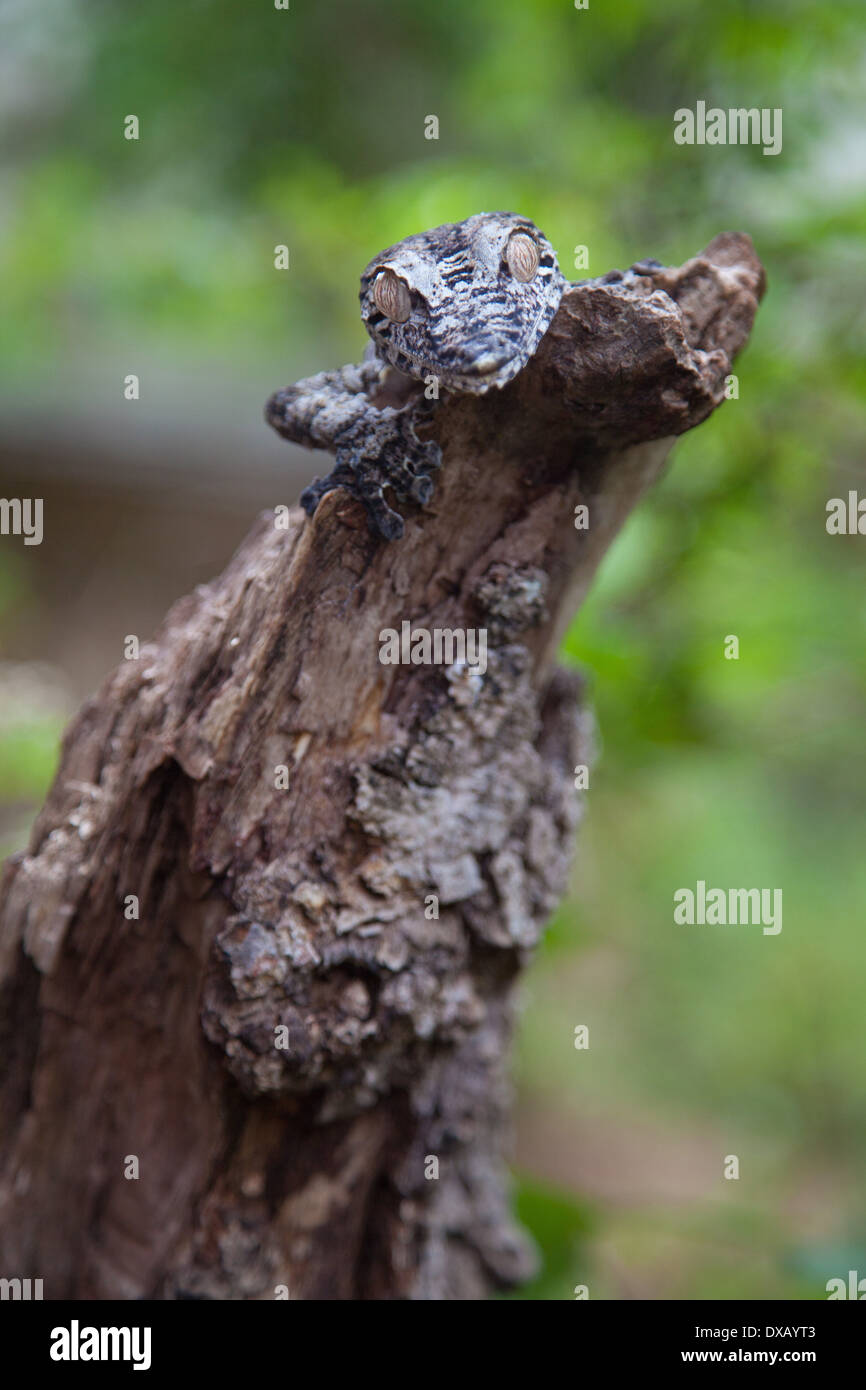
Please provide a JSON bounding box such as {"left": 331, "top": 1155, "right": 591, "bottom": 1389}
{"left": 266, "top": 211, "right": 567, "bottom": 540}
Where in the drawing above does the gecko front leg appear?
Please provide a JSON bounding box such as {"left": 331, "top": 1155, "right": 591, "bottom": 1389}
{"left": 265, "top": 360, "right": 441, "bottom": 541}
{"left": 266, "top": 212, "right": 567, "bottom": 541}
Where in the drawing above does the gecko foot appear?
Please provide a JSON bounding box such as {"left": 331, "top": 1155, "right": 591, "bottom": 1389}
{"left": 300, "top": 409, "right": 441, "bottom": 541}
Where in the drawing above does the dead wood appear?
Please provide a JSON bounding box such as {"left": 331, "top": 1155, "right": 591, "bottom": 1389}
{"left": 0, "top": 234, "right": 764, "bottom": 1299}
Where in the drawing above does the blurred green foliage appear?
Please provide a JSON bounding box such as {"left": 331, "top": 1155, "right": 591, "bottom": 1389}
{"left": 501, "top": 1177, "right": 594, "bottom": 1301}
{"left": 1, "top": 0, "right": 864, "bottom": 1298}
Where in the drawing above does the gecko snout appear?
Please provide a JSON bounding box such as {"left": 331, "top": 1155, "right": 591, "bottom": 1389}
{"left": 458, "top": 337, "right": 514, "bottom": 377}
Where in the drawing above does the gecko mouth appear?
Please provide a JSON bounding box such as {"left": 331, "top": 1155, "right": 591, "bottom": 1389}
{"left": 465, "top": 350, "right": 512, "bottom": 376}
{"left": 452, "top": 337, "right": 515, "bottom": 379}
{"left": 445, "top": 355, "right": 524, "bottom": 395}
{"left": 374, "top": 334, "right": 522, "bottom": 392}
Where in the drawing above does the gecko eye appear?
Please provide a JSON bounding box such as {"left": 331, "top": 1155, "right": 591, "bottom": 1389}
{"left": 505, "top": 232, "right": 539, "bottom": 283}
{"left": 372, "top": 269, "right": 412, "bottom": 323}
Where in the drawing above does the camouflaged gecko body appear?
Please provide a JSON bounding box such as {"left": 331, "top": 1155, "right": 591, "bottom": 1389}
{"left": 266, "top": 211, "right": 567, "bottom": 540}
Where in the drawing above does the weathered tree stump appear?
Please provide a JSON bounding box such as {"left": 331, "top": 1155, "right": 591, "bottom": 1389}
{"left": 0, "top": 235, "right": 764, "bottom": 1300}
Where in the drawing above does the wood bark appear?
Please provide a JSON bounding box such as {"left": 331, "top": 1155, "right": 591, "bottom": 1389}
{"left": 0, "top": 235, "right": 764, "bottom": 1300}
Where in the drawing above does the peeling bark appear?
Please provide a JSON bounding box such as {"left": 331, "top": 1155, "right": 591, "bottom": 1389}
{"left": 0, "top": 235, "right": 765, "bottom": 1300}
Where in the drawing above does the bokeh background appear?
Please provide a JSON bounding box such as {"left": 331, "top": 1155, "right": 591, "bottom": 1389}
{"left": 2, "top": 0, "right": 864, "bottom": 1299}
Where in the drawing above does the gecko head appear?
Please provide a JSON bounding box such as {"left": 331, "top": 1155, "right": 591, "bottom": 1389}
{"left": 359, "top": 212, "right": 567, "bottom": 394}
